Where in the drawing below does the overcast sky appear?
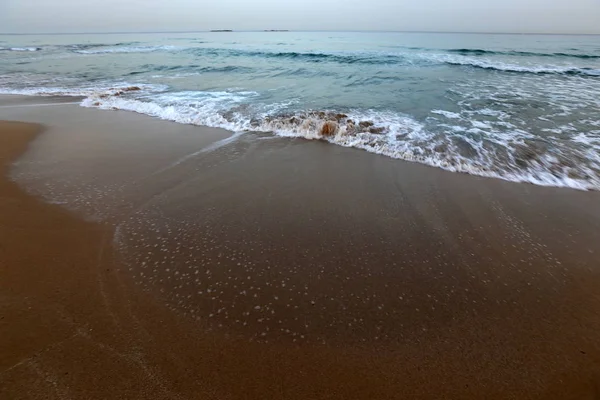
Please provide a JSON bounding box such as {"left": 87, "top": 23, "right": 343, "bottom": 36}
{"left": 2, "top": 0, "right": 600, "bottom": 34}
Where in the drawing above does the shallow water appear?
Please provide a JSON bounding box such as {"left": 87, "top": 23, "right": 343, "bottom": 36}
{"left": 1, "top": 31, "right": 600, "bottom": 189}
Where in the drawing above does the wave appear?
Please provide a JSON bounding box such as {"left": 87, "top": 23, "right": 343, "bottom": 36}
{"left": 447, "top": 48, "right": 600, "bottom": 59}
{"left": 65, "top": 42, "right": 141, "bottom": 51}
{"left": 73, "top": 45, "right": 178, "bottom": 54}
{"left": 184, "top": 48, "right": 406, "bottom": 65}
{"left": 126, "top": 64, "right": 254, "bottom": 76}
{"left": 0, "top": 47, "right": 42, "bottom": 52}
{"left": 58, "top": 44, "right": 600, "bottom": 77}
{"left": 0, "top": 83, "right": 167, "bottom": 97}
{"left": 0, "top": 42, "right": 161, "bottom": 53}
{"left": 76, "top": 90, "right": 600, "bottom": 191}
{"left": 81, "top": 90, "right": 260, "bottom": 131}
{"left": 442, "top": 58, "right": 600, "bottom": 76}
{"left": 185, "top": 48, "right": 600, "bottom": 76}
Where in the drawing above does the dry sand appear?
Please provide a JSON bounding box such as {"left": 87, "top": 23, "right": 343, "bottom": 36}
{"left": 2, "top": 96, "right": 600, "bottom": 399}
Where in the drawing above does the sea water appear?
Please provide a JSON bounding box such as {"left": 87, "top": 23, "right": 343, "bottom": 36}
{"left": 1, "top": 31, "right": 599, "bottom": 189}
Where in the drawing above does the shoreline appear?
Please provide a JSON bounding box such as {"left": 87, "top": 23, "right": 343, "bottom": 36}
{"left": 1, "top": 91, "right": 598, "bottom": 192}
{"left": 2, "top": 97, "right": 600, "bottom": 399}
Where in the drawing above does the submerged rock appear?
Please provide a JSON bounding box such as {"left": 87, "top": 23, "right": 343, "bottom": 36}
{"left": 369, "top": 126, "right": 385, "bottom": 134}
{"left": 346, "top": 120, "right": 356, "bottom": 133}
{"left": 320, "top": 121, "right": 338, "bottom": 136}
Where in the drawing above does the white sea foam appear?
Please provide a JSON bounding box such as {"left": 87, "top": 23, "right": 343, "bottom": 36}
{"left": 82, "top": 91, "right": 258, "bottom": 131}
{"left": 79, "top": 91, "right": 600, "bottom": 191}
{"left": 431, "top": 110, "right": 461, "bottom": 119}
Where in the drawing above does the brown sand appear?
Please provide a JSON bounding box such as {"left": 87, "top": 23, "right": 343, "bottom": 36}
{"left": 2, "top": 110, "right": 600, "bottom": 400}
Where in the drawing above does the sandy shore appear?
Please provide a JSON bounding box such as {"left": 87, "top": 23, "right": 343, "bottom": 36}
{"left": 2, "top": 94, "right": 600, "bottom": 399}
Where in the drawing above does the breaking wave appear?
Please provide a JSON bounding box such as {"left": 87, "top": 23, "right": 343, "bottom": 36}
{"left": 447, "top": 48, "right": 600, "bottom": 59}
{"left": 72, "top": 89, "right": 600, "bottom": 191}
{"left": 442, "top": 58, "right": 600, "bottom": 76}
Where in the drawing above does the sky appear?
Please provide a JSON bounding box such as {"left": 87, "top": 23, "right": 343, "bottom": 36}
{"left": 2, "top": 0, "right": 600, "bottom": 34}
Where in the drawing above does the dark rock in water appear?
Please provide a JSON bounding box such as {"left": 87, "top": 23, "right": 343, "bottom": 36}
{"left": 249, "top": 118, "right": 261, "bottom": 128}
{"left": 514, "top": 142, "right": 547, "bottom": 167}
{"left": 320, "top": 121, "right": 338, "bottom": 136}
{"left": 434, "top": 143, "right": 447, "bottom": 153}
{"left": 334, "top": 113, "right": 348, "bottom": 121}
{"left": 359, "top": 121, "right": 374, "bottom": 128}
{"left": 102, "top": 86, "right": 141, "bottom": 98}
{"left": 453, "top": 137, "right": 478, "bottom": 158}
{"left": 369, "top": 126, "right": 385, "bottom": 134}
{"left": 317, "top": 111, "right": 326, "bottom": 119}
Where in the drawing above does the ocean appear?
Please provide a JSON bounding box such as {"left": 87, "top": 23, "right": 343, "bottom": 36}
{"left": 1, "top": 31, "right": 600, "bottom": 190}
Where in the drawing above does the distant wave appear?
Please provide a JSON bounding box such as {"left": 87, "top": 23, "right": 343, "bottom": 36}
{"left": 0, "top": 47, "right": 42, "bottom": 52}
{"left": 73, "top": 45, "right": 178, "bottom": 54}
{"left": 187, "top": 48, "right": 600, "bottom": 75}
{"left": 447, "top": 48, "right": 600, "bottom": 59}
{"left": 184, "top": 48, "right": 406, "bottom": 65}
{"left": 443, "top": 58, "right": 600, "bottom": 76}
{"left": 59, "top": 44, "right": 600, "bottom": 77}
{"left": 67, "top": 42, "right": 141, "bottom": 51}
{"left": 126, "top": 64, "right": 254, "bottom": 76}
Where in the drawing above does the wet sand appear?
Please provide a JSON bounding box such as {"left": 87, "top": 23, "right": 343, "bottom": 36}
{"left": 2, "top": 94, "right": 600, "bottom": 399}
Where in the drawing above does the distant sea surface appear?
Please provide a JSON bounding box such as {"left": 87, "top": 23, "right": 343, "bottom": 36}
{"left": 1, "top": 31, "right": 599, "bottom": 190}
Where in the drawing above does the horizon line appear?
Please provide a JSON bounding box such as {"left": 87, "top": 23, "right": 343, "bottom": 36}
{"left": 1, "top": 29, "right": 600, "bottom": 36}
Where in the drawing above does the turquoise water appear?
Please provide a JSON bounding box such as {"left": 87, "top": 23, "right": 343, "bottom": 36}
{"left": 1, "top": 32, "right": 600, "bottom": 189}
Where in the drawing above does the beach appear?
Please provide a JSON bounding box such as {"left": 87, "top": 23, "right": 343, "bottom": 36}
{"left": 1, "top": 94, "right": 600, "bottom": 399}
